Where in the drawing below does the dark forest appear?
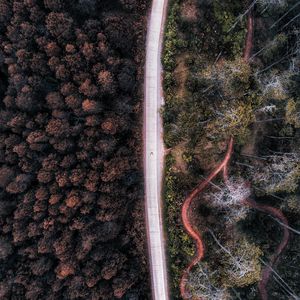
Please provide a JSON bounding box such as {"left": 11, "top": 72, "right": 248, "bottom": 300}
{"left": 0, "top": 0, "right": 150, "bottom": 299}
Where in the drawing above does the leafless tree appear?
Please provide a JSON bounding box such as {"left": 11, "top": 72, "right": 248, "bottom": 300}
{"left": 253, "top": 153, "right": 300, "bottom": 193}
{"left": 258, "top": 0, "right": 286, "bottom": 8}
{"left": 188, "top": 263, "right": 230, "bottom": 300}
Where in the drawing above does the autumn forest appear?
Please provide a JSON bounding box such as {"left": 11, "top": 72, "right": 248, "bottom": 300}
{"left": 0, "top": 0, "right": 151, "bottom": 299}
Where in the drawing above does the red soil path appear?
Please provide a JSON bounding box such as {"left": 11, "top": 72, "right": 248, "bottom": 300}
{"left": 180, "top": 137, "right": 290, "bottom": 300}
{"left": 223, "top": 154, "right": 290, "bottom": 300}
{"left": 243, "top": 9, "right": 254, "bottom": 62}
{"left": 179, "top": 138, "right": 234, "bottom": 299}
{"left": 244, "top": 199, "right": 290, "bottom": 300}
{"left": 180, "top": 5, "right": 290, "bottom": 300}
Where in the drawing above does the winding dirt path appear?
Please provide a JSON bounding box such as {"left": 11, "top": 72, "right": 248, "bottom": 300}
{"left": 244, "top": 199, "right": 290, "bottom": 300}
{"left": 180, "top": 137, "right": 290, "bottom": 300}
{"left": 241, "top": 8, "right": 290, "bottom": 299}
{"left": 223, "top": 155, "right": 290, "bottom": 300}
{"left": 244, "top": 8, "right": 254, "bottom": 62}
{"left": 179, "top": 138, "right": 234, "bottom": 299}
{"left": 180, "top": 3, "right": 290, "bottom": 300}
{"left": 181, "top": 6, "right": 256, "bottom": 297}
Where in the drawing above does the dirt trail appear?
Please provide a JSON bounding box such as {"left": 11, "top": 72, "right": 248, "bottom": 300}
{"left": 244, "top": 199, "right": 290, "bottom": 300}
{"left": 180, "top": 7, "right": 255, "bottom": 298}
{"left": 180, "top": 4, "right": 290, "bottom": 300}
{"left": 179, "top": 138, "right": 233, "bottom": 299}
{"left": 180, "top": 137, "right": 290, "bottom": 300}
{"left": 244, "top": 9, "right": 254, "bottom": 62}
{"left": 223, "top": 156, "right": 290, "bottom": 300}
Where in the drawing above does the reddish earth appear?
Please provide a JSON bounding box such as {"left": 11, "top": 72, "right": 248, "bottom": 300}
{"left": 243, "top": 9, "right": 254, "bottom": 62}
{"left": 179, "top": 138, "right": 233, "bottom": 299}
{"left": 180, "top": 6, "right": 290, "bottom": 300}
{"left": 180, "top": 137, "right": 290, "bottom": 300}
{"left": 244, "top": 199, "right": 290, "bottom": 300}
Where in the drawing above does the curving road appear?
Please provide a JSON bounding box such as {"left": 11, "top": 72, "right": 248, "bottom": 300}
{"left": 144, "top": 0, "right": 169, "bottom": 299}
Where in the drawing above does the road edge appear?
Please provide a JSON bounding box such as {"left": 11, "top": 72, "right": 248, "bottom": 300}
{"left": 143, "top": 0, "right": 170, "bottom": 298}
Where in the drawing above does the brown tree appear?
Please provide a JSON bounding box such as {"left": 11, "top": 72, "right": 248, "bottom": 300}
{"left": 46, "top": 12, "right": 73, "bottom": 42}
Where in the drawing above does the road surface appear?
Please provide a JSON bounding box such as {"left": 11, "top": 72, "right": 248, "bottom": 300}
{"left": 144, "top": 0, "right": 169, "bottom": 299}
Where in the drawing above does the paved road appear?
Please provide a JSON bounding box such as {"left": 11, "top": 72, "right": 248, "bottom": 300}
{"left": 144, "top": 0, "right": 169, "bottom": 299}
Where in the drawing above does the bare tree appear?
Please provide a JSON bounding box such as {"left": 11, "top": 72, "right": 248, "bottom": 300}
{"left": 258, "top": 0, "right": 286, "bottom": 8}
{"left": 253, "top": 153, "right": 300, "bottom": 193}
{"left": 209, "top": 230, "right": 262, "bottom": 287}
{"left": 188, "top": 263, "right": 230, "bottom": 300}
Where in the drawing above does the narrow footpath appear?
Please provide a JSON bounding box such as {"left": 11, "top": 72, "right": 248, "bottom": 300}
{"left": 180, "top": 6, "right": 290, "bottom": 300}
{"left": 144, "top": 0, "right": 169, "bottom": 299}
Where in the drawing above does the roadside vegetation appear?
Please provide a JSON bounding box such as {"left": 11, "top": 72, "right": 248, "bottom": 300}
{"left": 162, "top": 0, "right": 300, "bottom": 299}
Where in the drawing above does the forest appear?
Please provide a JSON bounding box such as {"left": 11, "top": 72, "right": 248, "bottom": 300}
{"left": 162, "top": 0, "right": 300, "bottom": 299}
{"left": 0, "top": 0, "right": 151, "bottom": 299}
